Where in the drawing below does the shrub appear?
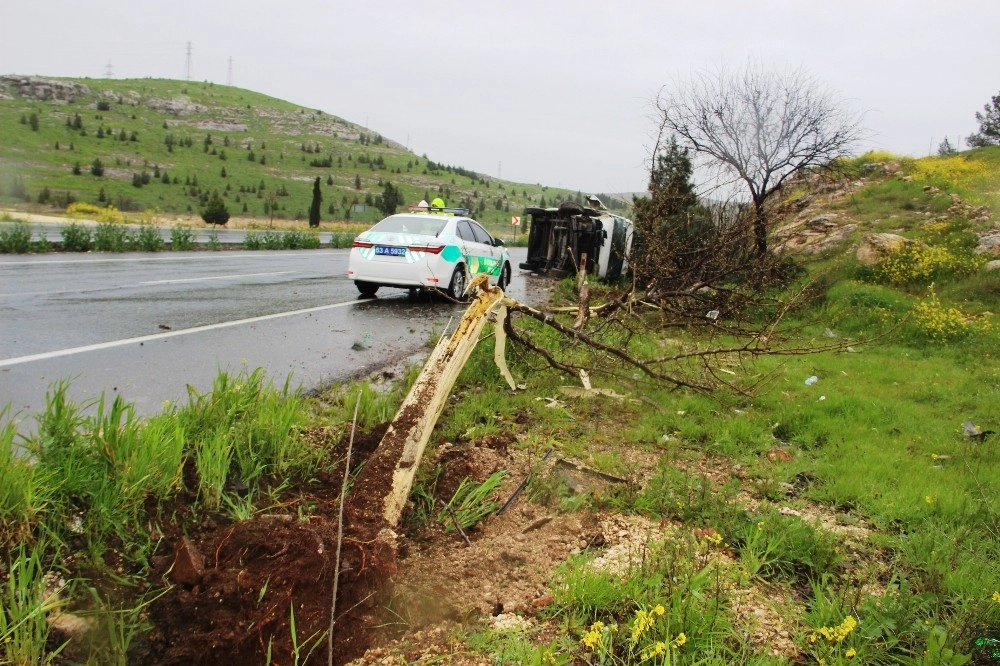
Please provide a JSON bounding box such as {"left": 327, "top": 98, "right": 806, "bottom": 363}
{"left": 93, "top": 221, "right": 132, "bottom": 252}
{"left": 170, "top": 225, "right": 196, "bottom": 251}
{"left": 0, "top": 222, "right": 32, "bottom": 253}
{"left": 200, "top": 193, "right": 230, "bottom": 226}
{"left": 873, "top": 241, "right": 985, "bottom": 287}
{"left": 130, "top": 224, "right": 163, "bottom": 252}
{"left": 61, "top": 223, "right": 92, "bottom": 252}
{"left": 910, "top": 289, "right": 992, "bottom": 343}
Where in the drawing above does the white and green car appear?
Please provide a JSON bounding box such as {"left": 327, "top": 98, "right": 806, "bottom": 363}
{"left": 347, "top": 211, "right": 512, "bottom": 298}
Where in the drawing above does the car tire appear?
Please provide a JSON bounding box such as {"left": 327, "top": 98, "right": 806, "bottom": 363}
{"left": 497, "top": 262, "right": 511, "bottom": 291}
{"left": 355, "top": 281, "right": 379, "bottom": 297}
{"left": 447, "top": 265, "right": 467, "bottom": 301}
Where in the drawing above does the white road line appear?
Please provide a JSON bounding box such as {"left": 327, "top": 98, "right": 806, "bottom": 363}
{"left": 0, "top": 300, "right": 356, "bottom": 367}
{"left": 141, "top": 271, "right": 293, "bottom": 285}
{"left": 0, "top": 252, "right": 322, "bottom": 267}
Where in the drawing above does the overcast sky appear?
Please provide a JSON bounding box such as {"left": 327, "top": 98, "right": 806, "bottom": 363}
{"left": 2, "top": 1, "right": 997, "bottom": 194}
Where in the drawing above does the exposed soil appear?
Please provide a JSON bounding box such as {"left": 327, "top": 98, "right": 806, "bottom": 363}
{"left": 143, "top": 423, "right": 396, "bottom": 665}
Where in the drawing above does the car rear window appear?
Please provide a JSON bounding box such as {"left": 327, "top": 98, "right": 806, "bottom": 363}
{"left": 371, "top": 216, "right": 446, "bottom": 236}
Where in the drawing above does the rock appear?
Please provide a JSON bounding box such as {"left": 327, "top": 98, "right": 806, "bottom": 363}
{"left": 856, "top": 233, "right": 908, "bottom": 266}
{"left": 766, "top": 447, "right": 793, "bottom": 462}
{"left": 170, "top": 536, "right": 205, "bottom": 586}
{"left": 974, "top": 233, "right": 1000, "bottom": 256}
{"left": 985, "top": 260, "right": 1000, "bottom": 272}
{"left": 48, "top": 612, "right": 97, "bottom": 662}
{"left": 0, "top": 75, "right": 90, "bottom": 103}
{"left": 806, "top": 213, "right": 839, "bottom": 231}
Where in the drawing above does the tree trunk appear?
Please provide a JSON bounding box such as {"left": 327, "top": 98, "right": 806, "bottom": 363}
{"left": 753, "top": 202, "right": 768, "bottom": 258}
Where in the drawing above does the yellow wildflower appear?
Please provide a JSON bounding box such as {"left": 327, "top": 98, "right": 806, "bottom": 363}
{"left": 640, "top": 641, "right": 667, "bottom": 661}
{"left": 992, "top": 591, "right": 1000, "bottom": 603}
{"left": 672, "top": 632, "right": 687, "bottom": 648}
{"left": 580, "top": 621, "right": 606, "bottom": 650}
{"left": 846, "top": 647, "right": 857, "bottom": 658}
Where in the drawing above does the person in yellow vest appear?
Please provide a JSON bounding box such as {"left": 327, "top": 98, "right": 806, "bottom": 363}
{"left": 431, "top": 197, "right": 445, "bottom": 210}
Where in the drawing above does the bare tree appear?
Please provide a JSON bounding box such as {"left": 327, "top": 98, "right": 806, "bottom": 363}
{"left": 656, "top": 63, "right": 864, "bottom": 257}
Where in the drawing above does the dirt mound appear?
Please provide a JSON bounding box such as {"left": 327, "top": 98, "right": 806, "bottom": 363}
{"left": 146, "top": 424, "right": 395, "bottom": 665}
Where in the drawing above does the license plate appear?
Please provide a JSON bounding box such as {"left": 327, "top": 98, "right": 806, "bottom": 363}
{"left": 374, "top": 245, "right": 406, "bottom": 257}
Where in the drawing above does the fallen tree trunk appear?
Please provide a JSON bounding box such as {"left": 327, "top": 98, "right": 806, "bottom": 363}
{"left": 347, "top": 275, "right": 516, "bottom": 529}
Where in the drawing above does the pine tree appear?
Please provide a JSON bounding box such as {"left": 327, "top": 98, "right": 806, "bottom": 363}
{"left": 966, "top": 91, "right": 1000, "bottom": 147}
{"left": 90, "top": 158, "right": 104, "bottom": 177}
{"left": 309, "top": 177, "right": 322, "bottom": 227}
{"left": 201, "top": 192, "right": 230, "bottom": 225}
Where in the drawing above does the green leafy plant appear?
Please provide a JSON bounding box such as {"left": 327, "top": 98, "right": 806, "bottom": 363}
{"left": 60, "top": 222, "right": 92, "bottom": 251}
{"left": 0, "top": 543, "right": 67, "bottom": 665}
{"left": 170, "top": 224, "right": 196, "bottom": 250}
{"left": 0, "top": 221, "right": 32, "bottom": 253}
{"left": 439, "top": 470, "right": 508, "bottom": 532}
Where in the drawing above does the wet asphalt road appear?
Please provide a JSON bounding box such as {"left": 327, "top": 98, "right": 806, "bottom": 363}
{"left": 0, "top": 248, "right": 532, "bottom": 430}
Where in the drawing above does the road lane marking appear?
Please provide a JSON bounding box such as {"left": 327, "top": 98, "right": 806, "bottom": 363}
{"left": 141, "top": 271, "right": 293, "bottom": 285}
{"left": 0, "top": 300, "right": 357, "bottom": 367}
{"left": 0, "top": 252, "right": 327, "bottom": 267}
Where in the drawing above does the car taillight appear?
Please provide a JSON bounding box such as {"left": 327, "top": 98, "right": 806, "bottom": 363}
{"left": 352, "top": 239, "right": 373, "bottom": 248}
{"left": 408, "top": 244, "right": 444, "bottom": 254}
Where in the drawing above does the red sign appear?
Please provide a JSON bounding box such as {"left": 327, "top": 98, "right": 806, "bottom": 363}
{"left": 511, "top": 216, "right": 520, "bottom": 226}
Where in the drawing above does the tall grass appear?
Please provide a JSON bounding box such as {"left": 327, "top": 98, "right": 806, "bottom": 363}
{"left": 1, "top": 542, "right": 67, "bottom": 665}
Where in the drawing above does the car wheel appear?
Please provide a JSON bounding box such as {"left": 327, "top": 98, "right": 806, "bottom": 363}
{"left": 355, "top": 281, "right": 379, "bottom": 297}
{"left": 447, "top": 265, "right": 467, "bottom": 301}
{"left": 497, "top": 262, "right": 511, "bottom": 291}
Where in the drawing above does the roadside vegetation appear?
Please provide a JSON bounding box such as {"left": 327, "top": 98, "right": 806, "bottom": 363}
{"left": 2, "top": 143, "right": 1000, "bottom": 663}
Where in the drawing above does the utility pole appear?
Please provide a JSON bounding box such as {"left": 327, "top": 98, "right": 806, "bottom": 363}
{"left": 498, "top": 161, "right": 501, "bottom": 179}
{"left": 104, "top": 60, "right": 114, "bottom": 78}
{"left": 185, "top": 42, "right": 193, "bottom": 81}
{"left": 227, "top": 56, "right": 233, "bottom": 86}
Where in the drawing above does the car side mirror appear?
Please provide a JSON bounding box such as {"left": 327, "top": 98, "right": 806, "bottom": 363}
{"left": 493, "top": 238, "right": 505, "bottom": 247}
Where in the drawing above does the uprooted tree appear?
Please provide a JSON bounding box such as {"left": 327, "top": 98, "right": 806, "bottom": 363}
{"left": 654, "top": 62, "right": 864, "bottom": 257}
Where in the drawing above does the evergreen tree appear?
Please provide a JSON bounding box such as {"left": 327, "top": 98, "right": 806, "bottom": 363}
{"left": 90, "top": 158, "right": 104, "bottom": 177}
{"left": 631, "top": 135, "right": 707, "bottom": 284}
{"left": 29, "top": 112, "right": 39, "bottom": 131}
{"left": 354, "top": 174, "right": 361, "bottom": 189}
{"left": 374, "top": 181, "right": 402, "bottom": 216}
{"left": 201, "top": 192, "right": 230, "bottom": 225}
{"left": 309, "top": 176, "right": 322, "bottom": 227}
{"left": 966, "top": 91, "right": 1000, "bottom": 147}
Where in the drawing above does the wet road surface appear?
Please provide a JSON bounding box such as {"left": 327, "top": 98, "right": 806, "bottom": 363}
{"left": 0, "top": 248, "right": 534, "bottom": 429}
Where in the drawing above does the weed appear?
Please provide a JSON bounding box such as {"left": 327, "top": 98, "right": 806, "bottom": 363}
{"left": 61, "top": 222, "right": 92, "bottom": 251}
{"left": 93, "top": 220, "right": 132, "bottom": 252}
{"left": 0, "top": 542, "right": 67, "bottom": 665}
{"left": 0, "top": 221, "right": 32, "bottom": 253}
{"left": 130, "top": 222, "right": 164, "bottom": 251}
{"left": 439, "top": 470, "right": 508, "bottom": 531}
{"left": 169, "top": 224, "right": 196, "bottom": 250}
{"left": 206, "top": 228, "right": 221, "bottom": 250}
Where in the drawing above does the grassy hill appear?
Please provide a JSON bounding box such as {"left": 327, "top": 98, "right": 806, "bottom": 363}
{"left": 0, "top": 75, "right": 629, "bottom": 235}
